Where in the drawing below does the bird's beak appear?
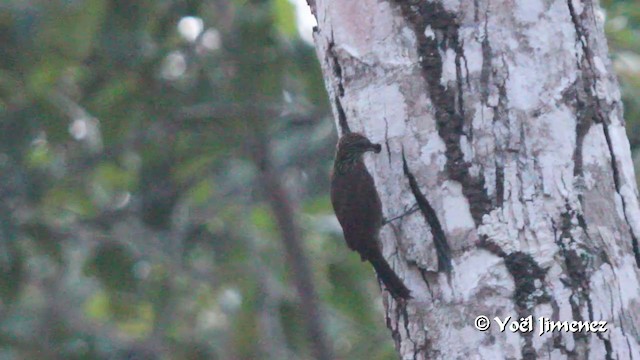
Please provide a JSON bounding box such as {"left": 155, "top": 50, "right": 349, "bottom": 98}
{"left": 370, "top": 143, "right": 382, "bottom": 154}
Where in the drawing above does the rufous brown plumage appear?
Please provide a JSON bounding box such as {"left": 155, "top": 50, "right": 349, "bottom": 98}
{"left": 330, "top": 133, "right": 411, "bottom": 300}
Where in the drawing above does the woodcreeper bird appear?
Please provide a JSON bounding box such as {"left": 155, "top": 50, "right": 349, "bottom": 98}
{"left": 330, "top": 133, "right": 411, "bottom": 300}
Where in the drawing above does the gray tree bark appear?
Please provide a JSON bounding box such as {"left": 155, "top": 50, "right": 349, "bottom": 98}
{"left": 309, "top": 0, "right": 640, "bottom": 358}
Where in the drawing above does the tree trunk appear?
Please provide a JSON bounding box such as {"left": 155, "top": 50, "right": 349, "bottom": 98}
{"left": 309, "top": 0, "right": 640, "bottom": 358}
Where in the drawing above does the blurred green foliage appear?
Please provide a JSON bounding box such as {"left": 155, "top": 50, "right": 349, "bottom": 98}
{"left": 0, "top": 0, "right": 395, "bottom": 359}
{"left": 604, "top": 0, "right": 640, "bottom": 163}
{"left": 0, "top": 0, "right": 639, "bottom": 359}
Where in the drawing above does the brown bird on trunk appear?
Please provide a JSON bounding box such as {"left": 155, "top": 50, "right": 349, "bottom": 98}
{"left": 330, "top": 133, "right": 411, "bottom": 300}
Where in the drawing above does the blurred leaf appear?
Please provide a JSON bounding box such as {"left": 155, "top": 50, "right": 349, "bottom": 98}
{"left": 42, "top": 185, "right": 97, "bottom": 220}
{"left": 173, "top": 341, "right": 218, "bottom": 360}
{"left": 187, "top": 179, "right": 213, "bottom": 205}
{"left": 174, "top": 154, "right": 217, "bottom": 183}
{"left": 302, "top": 196, "right": 332, "bottom": 215}
{"left": 250, "top": 205, "right": 276, "bottom": 233}
{"left": 25, "top": 58, "right": 65, "bottom": 96}
{"left": 231, "top": 299, "right": 260, "bottom": 359}
{"left": 84, "top": 291, "right": 111, "bottom": 321}
{"left": 38, "top": 0, "right": 107, "bottom": 61}
{"left": 84, "top": 242, "right": 138, "bottom": 292}
{"left": 85, "top": 291, "right": 154, "bottom": 338}
{"left": 326, "top": 260, "right": 374, "bottom": 322}
{"left": 139, "top": 158, "right": 179, "bottom": 230}
{"left": 114, "top": 299, "right": 154, "bottom": 337}
{"left": 92, "top": 162, "right": 136, "bottom": 191}
{"left": 0, "top": 250, "right": 24, "bottom": 304}
{"left": 26, "top": 142, "right": 53, "bottom": 168}
{"left": 87, "top": 75, "right": 138, "bottom": 112}
{"left": 279, "top": 301, "right": 306, "bottom": 354}
{"left": 21, "top": 223, "right": 64, "bottom": 265}
{"left": 0, "top": 69, "right": 24, "bottom": 101}
{"left": 272, "top": 0, "right": 297, "bottom": 37}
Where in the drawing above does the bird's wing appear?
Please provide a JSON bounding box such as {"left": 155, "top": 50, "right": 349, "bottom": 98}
{"left": 330, "top": 163, "right": 382, "bottom": 254}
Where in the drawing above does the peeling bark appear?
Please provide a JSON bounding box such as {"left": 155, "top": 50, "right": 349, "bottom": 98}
{"left": 311, "top": 0, "right": 640, "bottom": 358}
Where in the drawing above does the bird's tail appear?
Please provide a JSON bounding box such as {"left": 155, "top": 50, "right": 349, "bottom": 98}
{"left": 368, "top": 252, "right": 412, "bottom": 300}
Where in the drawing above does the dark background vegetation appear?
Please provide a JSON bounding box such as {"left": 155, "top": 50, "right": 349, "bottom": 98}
{"left": 0, "top": 0, "right": 638, "bottom": 359}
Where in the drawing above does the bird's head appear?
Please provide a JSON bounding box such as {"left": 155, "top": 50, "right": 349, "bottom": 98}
{"left": 334, "top": 133, "right": 381, "bottom": 170}
{"left": 338, "top": 132, "right": 381, "bottom": 154}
